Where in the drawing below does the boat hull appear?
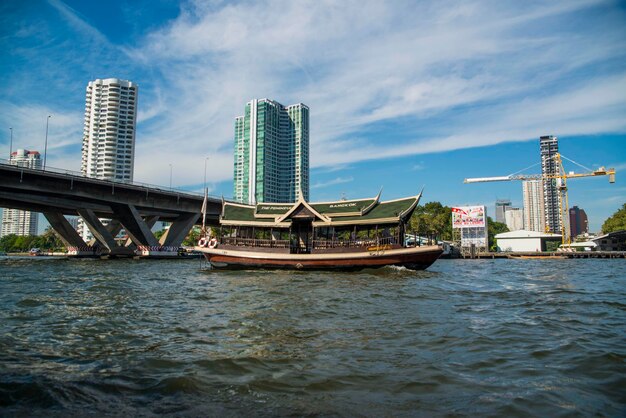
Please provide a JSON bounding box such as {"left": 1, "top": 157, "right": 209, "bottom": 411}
{"left": 196, "top": 245, "right": 443, "bottom": 271}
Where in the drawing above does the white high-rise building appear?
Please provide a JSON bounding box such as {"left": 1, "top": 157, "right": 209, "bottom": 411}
{"left": 1, "top": 149, "right": 41, "bottom": 237}
{"left": 522, "top": 180, "right": 545, "bottom": 233}
{"left": 504, "top": 207, "right": 524, "bottom": 231}
{"left": 79, "top": 78, "right": 138, "bottom": 239}
{"left": 81, "top": 78, "right": 138, "bottom": 181}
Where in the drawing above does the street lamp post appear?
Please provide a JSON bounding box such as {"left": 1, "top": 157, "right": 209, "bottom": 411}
{"left": 204, "top": 157, "right": 209, "bottom": 190}
{"left": 43, "top": 115, "right": 51, "bottom": 170}
{"left": 9, "top": 127, "right": 13, "bottom": 160}
{"left": 169, "top": 164, "right": 173, "bottom": 189}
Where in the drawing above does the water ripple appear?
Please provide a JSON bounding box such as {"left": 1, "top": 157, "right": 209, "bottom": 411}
{"left": 0, "top": 258, "right": 624, "bottom": 416}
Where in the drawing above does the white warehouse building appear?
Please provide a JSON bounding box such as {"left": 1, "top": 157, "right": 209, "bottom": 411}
{"left": 495, "top": 230, "right": 562, "bottom": 252}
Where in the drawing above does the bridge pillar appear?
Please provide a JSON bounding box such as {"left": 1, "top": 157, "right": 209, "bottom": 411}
{"left": 88, "top": 219, "right": 123, "bottom": 247}
{"left": 159, "top": 213, "right": 200, "bottom": 247}
{"left": 111, "top": 203, "right": 159, "bottom": 247}
{"left": 77, "top": 209, "right": 134, "bottom": 257}
{"left": 43, "top": 212, "right": 96, "bottom": 257}
{"left": 124, "top": 215, "right": 159, "bottom": 247}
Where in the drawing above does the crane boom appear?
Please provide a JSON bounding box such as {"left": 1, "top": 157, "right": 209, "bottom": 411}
{"left": 464, "top": 152, "right": 616, "bottom": 247}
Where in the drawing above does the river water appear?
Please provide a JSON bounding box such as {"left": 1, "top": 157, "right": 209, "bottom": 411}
{"left": 0, "top": 257, "right": 624, "bottom": 417}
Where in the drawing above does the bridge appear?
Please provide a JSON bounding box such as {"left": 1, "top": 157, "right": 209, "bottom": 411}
{"left": 0, "top": 163, "right": 223, "bottom": 257}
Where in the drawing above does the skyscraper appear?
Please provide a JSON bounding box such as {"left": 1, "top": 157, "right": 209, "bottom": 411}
{"left": 504, "top": 207, "right": 524, "bottom": 231}
{"left": 495, "top": 199, "right": 511, "bottom": 223}
{"left": 0, "top": 149, "right": 41, "bottom": 237}
{"left": 81, "top": 78, "right": 138, "bottom": 181}
{"left": 80, "top": 78, "right": 138, "bottom": 239}
{"left": 540, "top": 135, "right": 560, "bottom": 233}
{"left": 569, "top": 206, "right": 588, "bottom": 238}
{"left": 233, "top": 99, "right": 309, "bottom": 204}
{"left": 522, "top": 180, "right": 545, "bottom": 232}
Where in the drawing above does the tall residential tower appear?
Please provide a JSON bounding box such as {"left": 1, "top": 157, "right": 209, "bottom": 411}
{"left": 81, "top": 78, "right": 138, "bottom": 181}
{"left": 540, "top": 135, "right": 560, "bottom": 233}
{"left": 522, "top": 180, "right": 545, "bottom": 233}
{"left": 233, "top": 99, "right": 309, "bottom": 204}
{"left": 0, "top": 149, "right": 41, "bottom": 237}
{"left": 80, "top": 78, "right": 138, "bottom": 239}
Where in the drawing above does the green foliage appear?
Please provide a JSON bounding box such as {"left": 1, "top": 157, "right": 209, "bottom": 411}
{"left": 183, "top": 226, "right": 201, "bottom": 247}
{"left": 545, "top": 240, "right": 561, "bottom": 252}
{"left": 0, "top": 227, "right": 65, "bottom": 252}
{"left": 601, "top": 203, "right": 626, "bottom": 234}
{"left": 487, "top": 217, "right": 509, "bottom": 251}
{"left": 409, "top": 201, "right": 452, "bottom": 241}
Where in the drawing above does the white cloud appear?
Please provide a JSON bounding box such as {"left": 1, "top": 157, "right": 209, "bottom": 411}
{"left": 312, "top": 176, "right": 354, "bottom": 189}
{"left": 3, "top": 0, "right": 625, "bottom": 190}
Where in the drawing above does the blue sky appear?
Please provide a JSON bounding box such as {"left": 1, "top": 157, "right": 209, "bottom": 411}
{"left": 1, "top": 0, "right": 625, "bottom": 232}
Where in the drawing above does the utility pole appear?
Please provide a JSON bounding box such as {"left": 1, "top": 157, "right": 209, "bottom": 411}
{"left": 9, "top": 127, "right": 13, "bottom": 160}
{"left": 43, "top": 115, "right": 51, "bottom": 170}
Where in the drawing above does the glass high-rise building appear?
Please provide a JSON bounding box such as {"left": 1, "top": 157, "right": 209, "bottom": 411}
{"left": 233, "top": 99, "right": 309, "bottom": 204}
{"left": 495, "top": 199, "right": 511, "bottom": 224}
{"left": 540, "top": 135, "right": 560, "bottom": 233}
{"left": 0, "top": 149, "right": 41, "bottom": 237}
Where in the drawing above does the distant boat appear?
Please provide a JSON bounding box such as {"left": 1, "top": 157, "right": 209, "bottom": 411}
{"left": 29, "top": 248, "right": 43, "bottom": 256}
{"left": 507, "top": 254, "right": 567, "bottom": 259}
{"left": 196, "top": 191, "right": 442, "bottom": 271}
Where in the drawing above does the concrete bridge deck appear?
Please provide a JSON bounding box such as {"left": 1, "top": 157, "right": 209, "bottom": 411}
{"left": 0, "top": 162, "right": 222, "bottom": 257}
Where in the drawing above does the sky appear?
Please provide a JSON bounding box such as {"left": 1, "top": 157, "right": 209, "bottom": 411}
{"left": 1, "top": 0, "right": 625, "bottom": 232}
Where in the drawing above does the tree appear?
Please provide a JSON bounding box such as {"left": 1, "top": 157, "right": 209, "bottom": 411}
{"left": 182, "top": 226, "right": 201, "bottom": 247}
{"left": 602, "top": 203, "right": 626, "bottom": 234}
{"left": 409, "top": 201, "right": 452, "bottom": 241}
{"left": 487, "top": 216, "right": 509, "bottom": 251}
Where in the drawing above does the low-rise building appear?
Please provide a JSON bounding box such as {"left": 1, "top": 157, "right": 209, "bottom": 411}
{"left": 592, "top": 230, "right": 626, "bottom": 251}
{"left": 495, "top": 230, "right": 562, "bottom": 252}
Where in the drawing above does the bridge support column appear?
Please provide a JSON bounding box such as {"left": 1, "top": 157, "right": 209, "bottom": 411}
{"left": 111, "top": 204, "right": 159, "bottom": 246}
{"left": 88, "top": 219, "right": 123, "bottom": 247}
{"left": 160, "top": 213, "right": 200, "bottom": 248}
{"left": 43, "top": 212, "right": 96, "bottom": 257}
{"left": 77, "top": 209, "right": 134, "bottom": 257}
{"left": 111, "top": 204, "right": 177, "bottom": 257}
{"left": 124, "top": 215, "right": 159, "bottom": 248}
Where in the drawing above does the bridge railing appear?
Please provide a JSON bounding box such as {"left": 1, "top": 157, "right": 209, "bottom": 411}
{"left": 0, "top": 159, "right": 228, "bottom": 200}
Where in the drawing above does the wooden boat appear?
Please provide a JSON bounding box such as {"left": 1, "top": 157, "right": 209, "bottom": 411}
{"left": 506, "top": 254, "right": 567, "bottom": 259}
{"left": 196, "top": 191, "right": 442, "bottom": 271}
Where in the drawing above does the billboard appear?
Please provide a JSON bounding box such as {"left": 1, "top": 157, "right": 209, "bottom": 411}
{"left": 452, "top": 206, "right": 486, "bottom": 228}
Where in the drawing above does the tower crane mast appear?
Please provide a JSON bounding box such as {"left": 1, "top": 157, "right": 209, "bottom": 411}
{"left": 464, "top": 153, "right": 615, "bottom": 246}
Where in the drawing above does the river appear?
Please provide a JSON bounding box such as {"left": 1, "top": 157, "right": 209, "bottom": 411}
{"left": 0, "top": 257, "right": 624, "bottom": 417}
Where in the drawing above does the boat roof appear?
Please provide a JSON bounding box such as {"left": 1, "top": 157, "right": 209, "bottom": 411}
{"left": 220, "top": 191, "right": 422, "bottom": 228}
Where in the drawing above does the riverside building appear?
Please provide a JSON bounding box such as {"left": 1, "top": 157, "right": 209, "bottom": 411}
{"left": 233, "top": 99, "right": 309, "bottom": 205}
{"left": 522, "top": 180, "right": 545, "bottom": 233}
{"left": 540, "top": 135, "right": 560, "bottom": 233}
{"left": 495, "top": 199, "right": 511, "bottom": 224}
{"left": 79, "top": 78, "right": 138, "bottom": 239}
{"left": 0, "top": 149, "right": 41, "bottom": 237}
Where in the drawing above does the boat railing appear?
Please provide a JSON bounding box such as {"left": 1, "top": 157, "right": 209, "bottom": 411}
{"left": 312, "top": 236, "right": 396, "bottom": 249}
{"left": 221, "top": 237, "right": 290, "bottom": 248}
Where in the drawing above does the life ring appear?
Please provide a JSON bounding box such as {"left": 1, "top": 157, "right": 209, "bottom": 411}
{"left": 208, "top": 238, "right": 218, "bottom": 249}
{"left": 198, "top": 237, "right": 208, "bottom": 247}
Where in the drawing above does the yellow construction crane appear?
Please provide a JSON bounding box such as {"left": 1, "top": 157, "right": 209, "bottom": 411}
{"left": 464, "top": 153, "right": 615, "bottom": 246}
